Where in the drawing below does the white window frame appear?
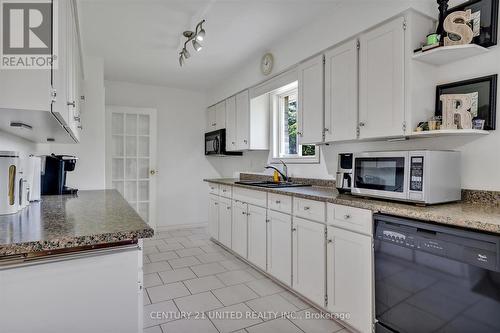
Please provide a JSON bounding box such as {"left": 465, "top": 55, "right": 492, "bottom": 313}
{"left": 270, "top": 82, "right": 319, "bottom": 164}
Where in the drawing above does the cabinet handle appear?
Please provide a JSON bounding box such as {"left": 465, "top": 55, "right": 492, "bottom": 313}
{"left": 266, "top": 219, "right": 270, "bottom": 223}
{"left": 303, "top": 206, "right": 310, "bottom": 211}
{"left": 67, "top": 101, "right": 76, "bottom": 107}
{"left": 324, "top": 128, "right": 329, "bottom": 132}
{"left": 243, "top": 140, "right": 248, "bottom": 144}
{"left": 297, "top": 131, "right": 303, "bottom": 136}
{"left": 73, "top": 116, "right": 81, "bottom": 122}
{"left": 226, "top": 206, "right": 231, "bottom": 210}
{"left": 247, "top": 213, "right": 251, "bottom": 216}
{"left": 275, "top": 200, "right": 281, "bottom": 204}
{"left": 327, "top": 239, "right": 334, "bottom": 244}
{"left": 292, "top": 227, "right": 297, "bottom": 232}
{"left": 77, "top": 125, "right": 83, "bottom": 130}
{"left": 344, "top": 214, "right": 351, "bottom": 219}
{"left": 232, "top": 142, "right": 236, "bottom": 145}
{"left": 222, "top": 189, "right": 227, "bottom": 192}
{"left": 359, "top": 122, "right": 366, "bottom": 127}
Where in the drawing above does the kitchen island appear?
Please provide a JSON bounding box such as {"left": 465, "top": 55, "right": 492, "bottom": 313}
{"left": 0, "top": 190, "right": 153, "bottom": 333}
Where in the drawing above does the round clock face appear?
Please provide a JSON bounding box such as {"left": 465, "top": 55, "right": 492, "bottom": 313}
{"left": 261, "top": 53, "right": 274, "bottom": 75}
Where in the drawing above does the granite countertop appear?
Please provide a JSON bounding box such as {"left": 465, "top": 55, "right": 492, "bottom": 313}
{"left": 205, "top": 178, "right": 500, "bottom": 235}
{"left": 0, "top": 190, "right": 154, "bottom": 256}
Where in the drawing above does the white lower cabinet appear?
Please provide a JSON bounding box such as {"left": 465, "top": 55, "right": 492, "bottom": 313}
{"left": 327, "top": 226, "right": 373, "bottom": 333}
{"left": 247, "top": 204, "right": 267, "bottom": 270}
{"left": 232, "top": 200, "right": 248, "bottom": 258}
{"left": 208, "top": 195, "right": 219, "bottom": 240}
{"left": 292, "top": 217, "right": 326, "bottom": 306}
{"left": 267, "top": 210, "right": 292, "bottom": 286}
{"left": 218, "top": 198, "right": 232, "bottom": 248}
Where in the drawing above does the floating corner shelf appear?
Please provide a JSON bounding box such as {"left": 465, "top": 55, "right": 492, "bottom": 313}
{"left": 412, "top": 44, "right": 489, "bottom": 66}
{"left": 408, "top": 129, "right": 490, "bottom": 138}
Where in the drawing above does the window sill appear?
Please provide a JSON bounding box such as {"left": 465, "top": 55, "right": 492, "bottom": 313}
{"left": 270, "top": 155, "right": 320, "bottom": 164}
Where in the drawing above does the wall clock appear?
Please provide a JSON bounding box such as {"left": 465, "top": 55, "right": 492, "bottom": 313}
{"left": 261, "top": 53, "right": 274, "bottom": 75}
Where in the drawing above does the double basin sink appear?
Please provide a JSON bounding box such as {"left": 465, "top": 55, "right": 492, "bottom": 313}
{"left": 234, "top": 180, "right": 312, "bottom": 189}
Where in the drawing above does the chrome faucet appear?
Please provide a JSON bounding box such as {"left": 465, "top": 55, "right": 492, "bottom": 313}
{"left": 265, "top": 160, "right": 289, "bottom": 182}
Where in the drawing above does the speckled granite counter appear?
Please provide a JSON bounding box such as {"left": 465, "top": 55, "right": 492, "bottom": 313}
{"left": 0, "top": 190, "right": 154, "bottom": 256}
{"left": 205, "top": 178, "right": 500, "bottom": 235}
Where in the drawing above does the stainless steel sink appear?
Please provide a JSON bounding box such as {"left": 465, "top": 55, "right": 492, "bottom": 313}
{"left": 234, "top": 180, "right": 311, "bottom": 189}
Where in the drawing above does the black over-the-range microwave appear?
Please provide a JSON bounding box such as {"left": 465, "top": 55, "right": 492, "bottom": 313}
{"left": 205, "top": 129, "right": 242, "bottom": 156}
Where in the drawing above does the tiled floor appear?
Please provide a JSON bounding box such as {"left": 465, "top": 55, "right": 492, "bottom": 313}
{"left": 143, "top": 226, "right": 348, "bottom": 333}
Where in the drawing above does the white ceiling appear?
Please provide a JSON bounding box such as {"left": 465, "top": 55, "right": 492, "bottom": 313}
{"left": 78, "top": 0, "right": 344, "bottom": 91}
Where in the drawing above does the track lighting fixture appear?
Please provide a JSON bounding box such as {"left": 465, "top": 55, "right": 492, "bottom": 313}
{"left": 178, "top": 19, "right": 206, "bottom": 67}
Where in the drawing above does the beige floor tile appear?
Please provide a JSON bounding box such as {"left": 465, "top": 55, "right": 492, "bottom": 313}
{"left": 170, "top": 230, "right": 193, "bottom": 237}
{"left": 143, "top": 255, "right": 151, "bottom": 264}
{"left": 144, "top": 292, "right": 151, "bottom": 306}
{"left": 246, "top": 267, "right": 267, "bottom": 279}
{"left": 191, "top": 262, "right": 227, "bottom": 277}
{"left": 217, "top": 269, "right": 256, "bottom": 286}
{"left": 161, "top": 317, "right": 218, "bottom": 333}
{"left": 159, "top": 268, "right": 196, "bottom": 284}
{"left": 212, "top": 284, "right": 260, "bottom": 306}
{"left": 279, "top": 291, "right": 311, "bottom": 310}
{"left": 174, "top": 291, "right": 223, "bottom": 313}
{"left": 200, "top": 244, "right": 226, "bottom": 254}
{"left": 208, "top": 303, "right": 263, "bottom": 333}
{"left": 196, "top": 252, "right": 228, "bottom": 263}
{"left": 246, "top": 294, "right": 298, "bottom": 320}
{"left": 175, "top": 247, "right": 205, "bottom": 258}
{"left": 143, "top": 300, "right": 179, "bottom": 328}
{"left": 144, "top": 239, "right": 167, "bottom": 247}
{"left": 144, "top": 273, "right": 163, "bottom": 288}
{"left": 147, "top": 282, "right": 190, "bottom": 303}
{"left": 219, "top": 259, "right": 248, "bottom": 270}
{"left": 143, "top": 325, "right": 162, "bottom": 333}
{"left": 157, "top": 242, "right": 184, "bottom": 252}
{"left": 183, "top": 275, "right": 225, "bottom": 294}
{"left": 290, "top": 308, "right": 344, "bottom": 333}
{"left": 168, "top": 256, "right": 201, "bottom": 269}
{"left": 144, "top": 247, "right": 160, "bottom": 255}
{"left": 246, "top": 278, "right": 285, "bottom": 296}
{"left": 148, "top": 251, "right": 179, "bottom": 262}
{"left": 144, "top": 261, "right": 172, "bottom": 274}
{"left": 246, "top": 317, "right": 303, "bottom": 333}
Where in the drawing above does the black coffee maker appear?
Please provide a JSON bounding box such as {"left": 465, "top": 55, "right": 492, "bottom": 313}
{"left": 41, "top": 154, "right": 78, "bottom": 195}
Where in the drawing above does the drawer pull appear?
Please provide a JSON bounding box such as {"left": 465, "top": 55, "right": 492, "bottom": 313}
{"left": 214, "top": 202, "right": 218, "bottom": 205}
{"left": 222, "top": 189, "right": 227, "bottom": 192}
{"left": 242, "top": 211, "right": 246, "bottom": 215}
{"left": 303, "top": 206, "right": 310, "bottom": 211}
{"left": 344, "top": 214, "right": 351, "bottom": 219}
{"left": 327, "top": 239, "right": 334, "bottom": 244}
{"left": 292, "top": 227, "right": 297, "bottom": 232}
{"left": 226, "top": 206, "right": 231, "bottom": 210}
{"left": 247, "top": 213, "right": 251, "bottom": 216}
{"left": 266, "top": 219, "right": 270, "bottom": 223}
{"left": 275, "top": 200, "right": 281, "bottom": 204}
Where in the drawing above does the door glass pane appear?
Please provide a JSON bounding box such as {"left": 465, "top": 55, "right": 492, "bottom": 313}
{"left": 125, "top": 136, "right": 137, "bottom": 157}
{"left": 125, "top": 159, "right": 137, "bottom": 179}
{"left": 138, "top": 158, "right": 150, "bottom": 179}
{"left": 138, "top": 202, "right": 149, "bottom": 221}
{"left": 138, "top": 136, "right": 149, "bottom": 157}
{"left": 125, "top": 181, "right": 137, "bottom": 202}
{"left": 112, "top": 181, "right": 124, "bottom": 196}
{"left": 112, "top": 113, "right": 124, "bottom": 134}
{"left": 138, "top": 181, "right": 149, "bottom": 201}
{"left": 125, "top": 114, "right": 137, "bottom": 135}
{"left": 138, "top": 115, "right": 150, "bottom": 135}
{"left": 112, "top": 158, "right": 124, "bottom": 180}
{"left": 112, "top": 135, "right": 124, "bottom": 157}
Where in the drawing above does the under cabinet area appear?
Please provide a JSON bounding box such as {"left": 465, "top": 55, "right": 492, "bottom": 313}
{"left": 207, "top": 182, "right": 376, "bottom": 332}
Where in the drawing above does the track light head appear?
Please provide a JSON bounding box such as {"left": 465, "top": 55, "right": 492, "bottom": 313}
{"left": 196, "top": 28, "right": 205, "bottom": 41}
{"left": 192, "top": 39, "right": 202, "bottom": 51}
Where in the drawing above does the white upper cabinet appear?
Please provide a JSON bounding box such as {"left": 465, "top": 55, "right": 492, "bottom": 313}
{"left": 207, "top": 105, "right": 217, "bottom": 131}
{"left": 225, "top": 96, "right": 237, "bottom": 151}
{"left": 359, "top": 16, "right": 405, "bottom": 139}
{"left": 215, "top": 101, "right": 226, "bottom": 130}
{"left": 324, "top": 39, "right": 359, "bottom": 142}
{"left": 327, "top": 226, "right": 373, "bottom": 333}
{"left": 236, "top": 90, "right": 250, "bottom": 150}
{"left": 298, "top": 54, "right": 324, "bottom": 144}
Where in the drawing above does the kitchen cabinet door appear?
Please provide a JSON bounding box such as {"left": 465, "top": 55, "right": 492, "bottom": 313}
{"left": 218, "top": 199, "right": 232, "bottom": 248}
{"left": 327, "top": 226, "right": 373, "bottom": 333}
{"left": 225, "top": 96, "right": 237, "bottom": 151}
{"left": 215, "top": 101, "right": 226, "bottom": 130}
{"left": 208, "top": 195, "right": 219, "bottom": 240}
{"left": 247, "top": 204, "right": 267, "bottom": 270}
{"left": 298, "top": 54, "right": 324, "bottom": 145}
{"left": 236, "top": 90, "right": 250, "bottom": 150}
{"left": 207, "top": 106, "right": 217, "bottom": 132}
{"left": 292, "top": 217, "right": 326, "bottom": 306}
{"left": 324, "top": 39, "right": 359, "bottom": 142}
{"left": 359, "top": 16, "right": 405, "bottom": 139}
{"left": 232, "top": 201, "right": 248, "bottom": 258}
{"left": 267, "top": 210, "right": 292, "bottom": 286}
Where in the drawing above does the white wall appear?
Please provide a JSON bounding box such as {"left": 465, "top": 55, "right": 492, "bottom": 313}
{"left": 0, "top": 131, "right": 39, "bottom": 166}
{"left": 104, "top": 80, "right": 218, "bottom": 227}
{"left": 207, "top": 0, "right": 500, "bottom": 191}
{"left": 46, "top": 56, "right": 106, "bottom": 190}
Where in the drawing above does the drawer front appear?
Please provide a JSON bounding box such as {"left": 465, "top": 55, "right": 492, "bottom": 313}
{"left": 233, "top": 187, "right": 267, "bottom": 207}
{"left": 293, "top": 198, "right": 326, "bottom": 222}
{"left": 220, "top": 185, "right": 232, "bottom": 198}
{"left": 268, "top": 193, "right": 292, "bottom": 214}
{"left": 327, "top": 203, "right": 372, "bottom": 235}
{"left": 208, "top": 183, "right": 219, "bottom": 195}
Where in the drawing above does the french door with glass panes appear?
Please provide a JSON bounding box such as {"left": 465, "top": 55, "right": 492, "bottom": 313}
{"left": 106, "top": 106, "right": 157, "bottom": 228}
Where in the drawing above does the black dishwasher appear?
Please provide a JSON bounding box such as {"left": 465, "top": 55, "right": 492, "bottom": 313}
{"left": 374, "top": 214, "right": 500, "bottom": 333}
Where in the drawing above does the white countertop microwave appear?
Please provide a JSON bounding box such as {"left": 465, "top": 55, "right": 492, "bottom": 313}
{"left": 351, "top": 150, "right": 461, "bottom": 204}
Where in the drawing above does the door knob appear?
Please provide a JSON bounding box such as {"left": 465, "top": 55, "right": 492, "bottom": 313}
{"left": 359, "top": 122, "right": 366, "bottom": 127}
{"left": 150, "top": 169, "right": 157, "bottom": 176}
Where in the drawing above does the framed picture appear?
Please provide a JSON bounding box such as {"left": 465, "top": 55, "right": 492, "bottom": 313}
{"left": 435, "top": 74, "right": 497, "bottom": 130}
{"left": 448, "top": 0, "right": 499, "bottom": 47}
